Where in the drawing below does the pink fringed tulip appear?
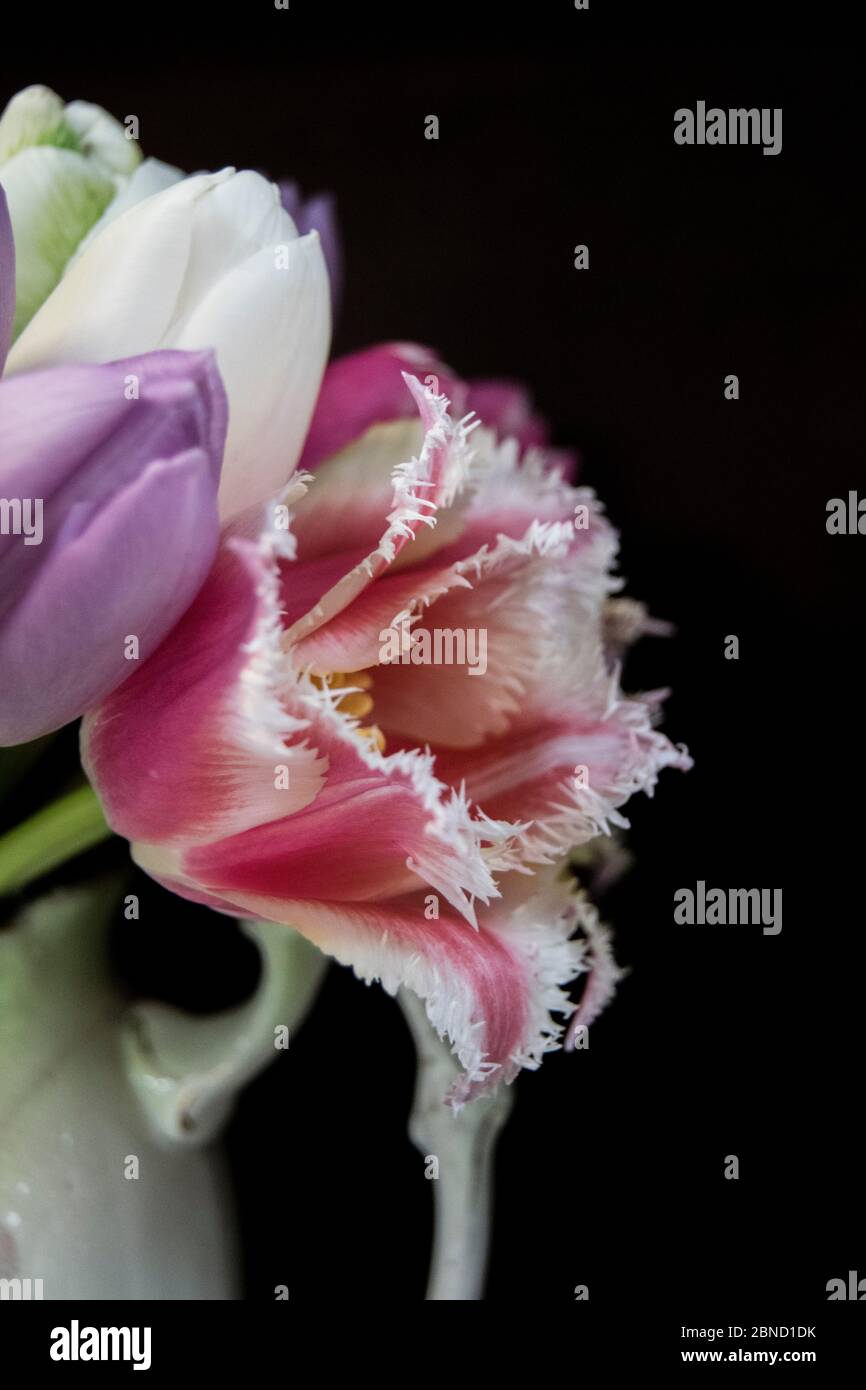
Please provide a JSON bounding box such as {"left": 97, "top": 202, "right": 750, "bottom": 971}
{"left": 83, "top": 346, "right": 689, "bottom": 1105}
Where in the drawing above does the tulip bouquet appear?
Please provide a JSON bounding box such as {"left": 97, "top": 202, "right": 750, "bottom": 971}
{"left": 0, "top": 85, "right": 689, "bottom": 1300}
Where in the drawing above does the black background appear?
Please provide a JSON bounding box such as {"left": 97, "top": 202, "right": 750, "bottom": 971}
{"left": 2, "top": 8, "right": 863, "bottom": 1316}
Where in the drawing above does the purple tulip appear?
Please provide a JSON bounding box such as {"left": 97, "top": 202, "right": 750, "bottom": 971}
{"left": 0, "top": 348, "right": 227, "bottom": 745}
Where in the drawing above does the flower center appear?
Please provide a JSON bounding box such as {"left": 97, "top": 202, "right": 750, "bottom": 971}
{"left": 312, "top": 670, "right": 386, "bottom": 753}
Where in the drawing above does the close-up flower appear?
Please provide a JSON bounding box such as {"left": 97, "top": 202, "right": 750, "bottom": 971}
{"left": 0, "top": 76, "right": 690, "bottom": 1302}
{"left": 82, "top": 345, "right": 689, "bottom": 1106}
{"left": 1, "top": 29, "right": 848, "bottom": 1334}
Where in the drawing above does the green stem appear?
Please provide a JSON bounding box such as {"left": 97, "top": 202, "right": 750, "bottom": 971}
{"left": 0, "top": 783, "right": 113, "bottom": 896}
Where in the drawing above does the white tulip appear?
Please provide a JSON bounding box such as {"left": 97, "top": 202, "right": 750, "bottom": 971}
{"left": 0, "top": 85, "right": 141, "bottom": 336}
{"left": 7, "top": 168, "right": 332, "bottom": 521}
{"left": 72, "top": 157, "right": 184, "bottom": 256}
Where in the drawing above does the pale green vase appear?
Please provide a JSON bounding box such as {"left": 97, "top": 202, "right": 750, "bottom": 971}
{"left": 0, "top": 882, "right": 325, "bottom": 1301}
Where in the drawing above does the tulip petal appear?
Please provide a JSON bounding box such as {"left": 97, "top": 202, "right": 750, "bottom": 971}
{"left": 285, "top": 375, "right": 474, "bottom": 646}
{"left": 71, "top": 158, "right": 184, "bottom": 258}
{"left": 173, "top": 231, "right": 327, "bottom": 520}
{"left": 564, "top": 909, "right": 622, "bottom": 1050}
{"left": 0, "top": 86, "right": 71, "bottom": 162}
{"left": 0, "top": 350, "right": 224, "bottom": 506}
{"left": 134, "top": 852, "right": 595, "bottom": 1109}
{"left": 82, "top": 527, "right": 327, "bottom": 846}
{"left": 62, "top": 99, "right": 141, "bottom": 178}
{"left": 435, "top": 426, "right": 583, "bottom": 557}
{"left": 433, "top": 695, "right": 692, "bottom": 872}
{"left": 289, "top": 555, "right": 472, "bottom": 675}
{"left": 0, "top": 351, "right": 226, "bottom": 744}
{"left": 299, "top": 343, "right": 466, "bottom": 472}
{"left": 0, "top": 146, "right": 115, "bottom": 338}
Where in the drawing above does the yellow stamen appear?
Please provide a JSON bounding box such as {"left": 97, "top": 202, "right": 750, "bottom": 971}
{"left": 337, "top": 691, "right": 374, "bottom": 719}
{"left": 311, "top": 669, "right": 385, "bottom": 753}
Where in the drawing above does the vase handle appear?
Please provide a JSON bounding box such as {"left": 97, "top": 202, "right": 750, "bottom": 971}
{"left": 121, "top": 921, "right": 326, "bottom": 1148}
